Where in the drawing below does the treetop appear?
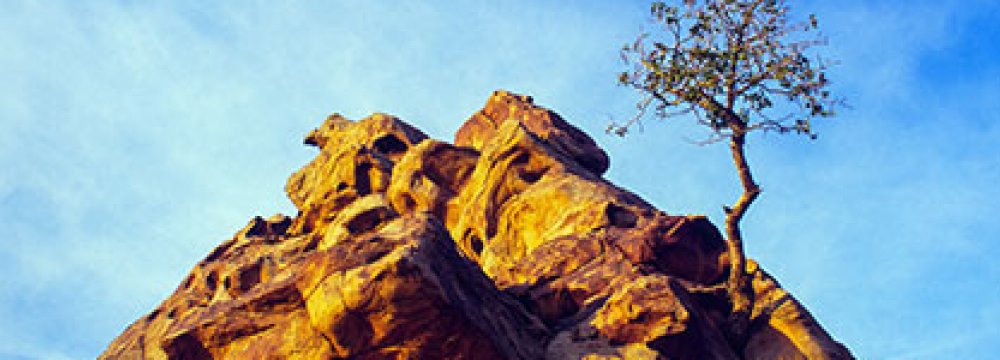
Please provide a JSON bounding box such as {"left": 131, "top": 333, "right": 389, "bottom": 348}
{"left": 614, "top": 0, "right": 843, "bottom": 141}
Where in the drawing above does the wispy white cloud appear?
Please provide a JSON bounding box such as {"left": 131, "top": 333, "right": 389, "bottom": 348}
{"left": 0, "top": 1, "right": 651, "bottom": 357}
{"left": 1, "top": 1, "right": 998, "bottom": 358}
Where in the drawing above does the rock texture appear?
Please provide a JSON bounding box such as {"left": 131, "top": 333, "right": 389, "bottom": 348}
{"left": 101, "top": 90, "right": 852, "bottom": 359}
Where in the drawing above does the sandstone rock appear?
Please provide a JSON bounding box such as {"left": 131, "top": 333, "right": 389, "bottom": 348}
{"left": 286, "top": 113, "right": 428, "bottom": 236}
{"left": 456, "top": 90, "right": 610, "bottom": 175}
{"left": 294, "top": 213, "right": 547, "bottom": 359}
{"left": 547, "top": 275, "right": 736, "bottom": 360}
{"left": 742, "top": 260, "right": 853, "bottom": 360}
{"left": 101, "top": 90, "right": 852, "bottom": 359}
{"left": 386, "top": 139, "right": 479, "bottom": 228}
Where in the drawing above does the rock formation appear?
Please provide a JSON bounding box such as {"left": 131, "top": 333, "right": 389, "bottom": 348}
{"left": 101, "top": 91, "right": 853, "bottom": 359}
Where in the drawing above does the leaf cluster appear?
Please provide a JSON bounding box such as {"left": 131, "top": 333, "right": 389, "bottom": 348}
{"left": 613, "top": 0, "right": 842, "bottom": 141}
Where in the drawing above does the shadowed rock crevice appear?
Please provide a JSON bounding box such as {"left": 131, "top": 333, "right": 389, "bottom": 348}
{"left": 100, "top": 90, "right": 852, "bottom": 360}
{"left": 372, "top": 134, "right": 409, "bottom": 156}
{"left": 162, "top": 333, "right": 211, "bottom": 360}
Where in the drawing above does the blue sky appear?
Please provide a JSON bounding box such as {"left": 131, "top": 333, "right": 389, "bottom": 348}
{"left": 1, "top": 1, "right": 998, "bottom": 359}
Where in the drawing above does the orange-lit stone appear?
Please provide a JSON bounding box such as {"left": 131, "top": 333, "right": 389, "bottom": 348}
{"left": 101, "top": 91, "right": 851, "bottom": 359}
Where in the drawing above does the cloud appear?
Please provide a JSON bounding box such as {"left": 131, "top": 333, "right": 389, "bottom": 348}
{"left": 0, "top": 1, "right": 651, "bottom": 357}
{"left": 1, "top": 1, "right": 998, "bottom": 358}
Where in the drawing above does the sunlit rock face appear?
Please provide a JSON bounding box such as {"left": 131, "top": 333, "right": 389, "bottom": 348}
{"left": 101, "top": 90, "right": 852, "bottom": 359}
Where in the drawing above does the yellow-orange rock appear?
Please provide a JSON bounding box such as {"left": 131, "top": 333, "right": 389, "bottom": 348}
{"left": 456, "top": 90, "right": 610, "bottom": 175}
{"left": 101, "top": 90, "right": 852, "bottom": 359}
{"left": 285, "top": 113, "right": 428, "bottom": 236}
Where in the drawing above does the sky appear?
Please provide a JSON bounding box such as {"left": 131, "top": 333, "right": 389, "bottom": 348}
{"left": 1, "top": 1, "right": 998, "bottom": 359}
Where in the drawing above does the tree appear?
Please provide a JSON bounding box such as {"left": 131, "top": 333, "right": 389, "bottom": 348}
{"left": 611, "top": 0, "right": 842, "bottom": 341}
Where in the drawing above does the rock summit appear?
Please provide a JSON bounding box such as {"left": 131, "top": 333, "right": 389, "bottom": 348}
{"left": 101, "top": 91, "right": 852, "bottom": 359}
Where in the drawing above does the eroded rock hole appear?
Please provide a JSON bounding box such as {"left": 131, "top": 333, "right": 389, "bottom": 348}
{"left": 346, "top": 207, "right": 393, "bottom": 234}
{"left": 270, "top": 217, "right": 292, "bottom": 236}
{"left": 372, "top": 134, "right": 408, "bottom": 156}
{"left": 511, "top": 152, "right": 530, "bottom": 165}
{"left": 245, "top": 216, "right": 267, "bottom": 237}
{"left": 146, "top": 309, "right": 161, "bottom": 322}
{"left": 470, "top": 234, "right": 484, "bottom": 255}
{"left": 236, "top": 262, "right": 263, "bottom": 292}
{"left": 354, "top": 163, "right": 372, "bottom": 195}
{"left": 606, "top": 203, "right": 638, "bottom": 228}
{"left": 205, "top": 272, "right": 218, "bottom": 292}
{"left": 163, "top": 333, "right": 212, "bottom": 360}
{"left": 519, "top": 168, "right": 544, "bottom": 183}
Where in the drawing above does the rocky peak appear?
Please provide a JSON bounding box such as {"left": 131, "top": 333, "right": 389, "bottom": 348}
{"left": 101, "top": 91, "right": 852, "bottom": 359}
{"left": 456, "top": 90, "right": 610, "bottom": 176}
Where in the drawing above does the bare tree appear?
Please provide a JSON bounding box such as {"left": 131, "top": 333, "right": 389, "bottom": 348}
{"left": 612, "top": 0, "right": 842, "bottom": 340}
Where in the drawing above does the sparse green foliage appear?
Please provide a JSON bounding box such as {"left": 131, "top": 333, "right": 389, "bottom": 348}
{"left": 612, "top": 0, "right": 841, "bottom": 342}
{"left": 612, "top": 0, "right": 840, "bottom": 140}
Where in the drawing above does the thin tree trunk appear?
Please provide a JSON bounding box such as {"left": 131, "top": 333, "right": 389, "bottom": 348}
{"left": 725, "top": 132, "right": 760, "bottom": 341}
